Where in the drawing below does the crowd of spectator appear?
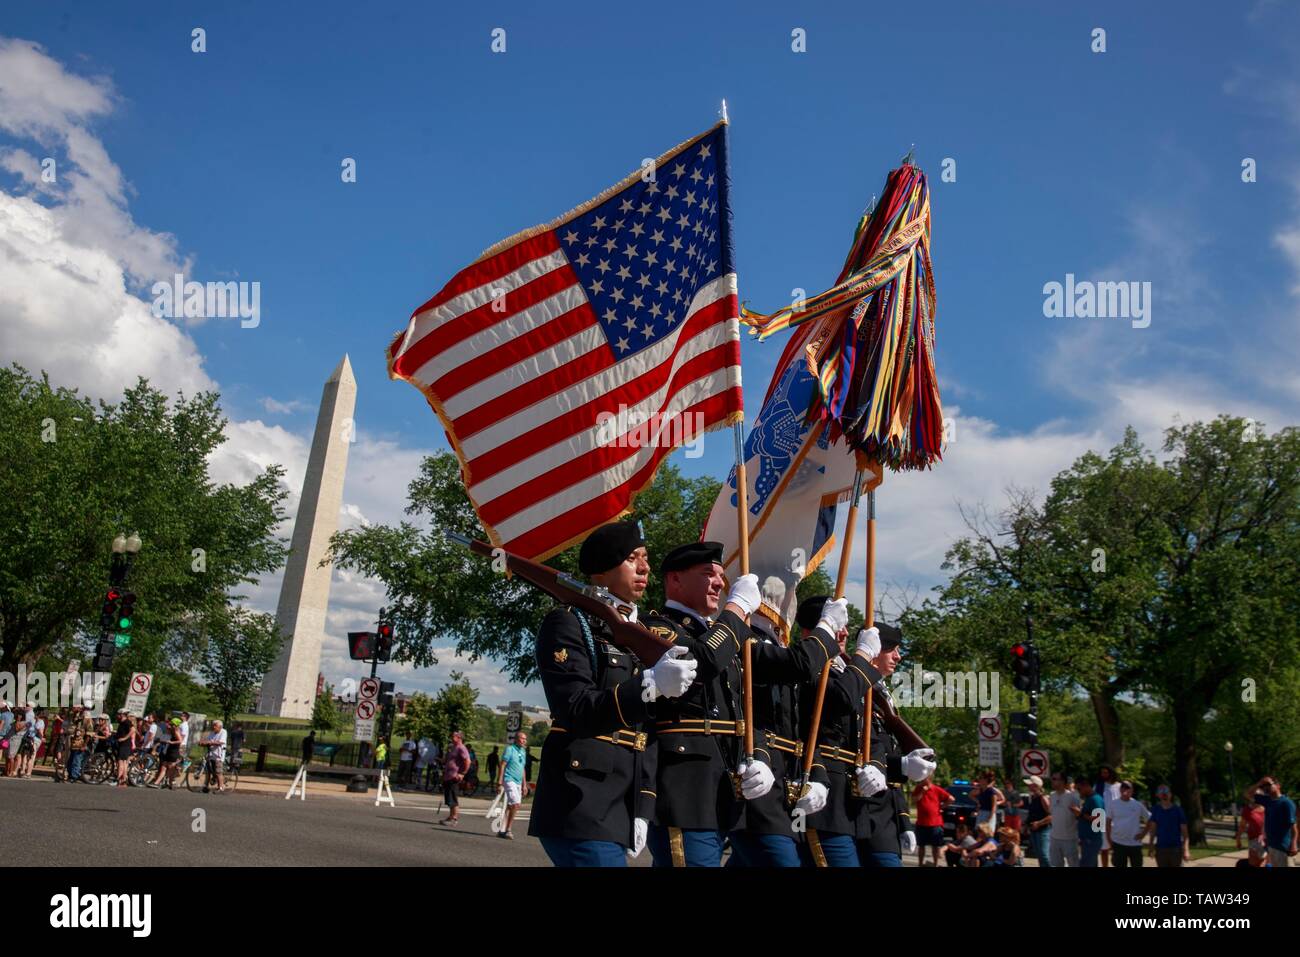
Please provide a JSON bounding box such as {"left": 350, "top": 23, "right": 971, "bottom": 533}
{"left": 912, "top": 765, "right": 1297, "bottom": 868}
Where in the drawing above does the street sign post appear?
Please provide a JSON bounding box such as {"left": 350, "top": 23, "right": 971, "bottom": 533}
{"left": 123, "top": 672, "right": 152, "bottom": 716}
{"left": 978, "top": 714, "right": 1002, "bottom": 741}
{"left": 1020, "top": 748, "right": 1050, "bottom": 779}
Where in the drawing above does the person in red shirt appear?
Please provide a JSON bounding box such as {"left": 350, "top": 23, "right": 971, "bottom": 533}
{"left": 1236, "top": 791, "right": 1267, "bottom": 867}
{"left": 912, "top": 776, "right": 955, "bottom": 867}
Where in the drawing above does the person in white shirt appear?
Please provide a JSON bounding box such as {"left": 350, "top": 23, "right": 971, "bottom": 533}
{"left": 200, "top": 720, "right": 228, "bottom": 793}
{"left": 398, "top": 736, "right": 416, "bottom": 784}
{"left": 1105, "top": 780, "right": 1149, "bottom": 867}
{"left": 1096, "top": 765, "right": 1122, "bottom": 866}
{"left": 1047, "top": 771, "right": 1082, "bottom": 867}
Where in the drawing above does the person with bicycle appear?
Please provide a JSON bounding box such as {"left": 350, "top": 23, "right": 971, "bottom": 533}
{"left": 200, "top": 719, "right": 228, "bottom": 793}
{"left": 111, "top": 708, "right": 136, "bottom": 787}
{"left": 148, "top": 717, "right": 184, "bottom": 789}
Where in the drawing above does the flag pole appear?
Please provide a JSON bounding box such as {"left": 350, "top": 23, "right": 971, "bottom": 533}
{"left": 733, "top": 423, "right": 749, "bottom": 576}
{"left": 860, "top": 485, "right": 877, "bottom": 767}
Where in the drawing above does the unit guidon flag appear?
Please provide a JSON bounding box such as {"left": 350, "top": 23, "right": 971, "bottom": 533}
{"left": 387, "top": 121, "right": 743, "bottom": 561}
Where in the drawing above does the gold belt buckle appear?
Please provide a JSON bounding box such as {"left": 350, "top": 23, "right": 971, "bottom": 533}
{"left": 735, "top": 718, "right": 745, "bottom": 738}
{"left": 702, "top": 716, "right": 712, "bottom": 734}
{"left": 793, "top": 740, "right": 805, "bottom": 758}
{"left": 634, "top": 732, "right": 647, "bottom": 752}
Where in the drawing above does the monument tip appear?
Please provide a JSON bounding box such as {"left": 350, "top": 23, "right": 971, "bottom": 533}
{"left": 327, "top": 353, "right": 354, "bottom": 384}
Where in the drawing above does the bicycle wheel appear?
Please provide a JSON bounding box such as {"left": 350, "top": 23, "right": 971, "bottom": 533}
{"left": 126, "top": 753, "right": 150, "bottom": 787}
{"left": 223, "top": 763, "right": 239, "bottom": 792}
{"left": 87, "top": 752, "right": 112, "bottom": 784}
{"left": 185, "top": 760, "right": 208, "bottom": 793}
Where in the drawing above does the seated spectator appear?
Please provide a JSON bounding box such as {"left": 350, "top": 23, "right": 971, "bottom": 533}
{"left": 967, "top": 822, "right": 1001, "bottom": 867}
{"left": 941, "top": 821, "right": 976, "bottom": 867}
{"left": 996, "top": 823, "right": 1023, "bottom": 866}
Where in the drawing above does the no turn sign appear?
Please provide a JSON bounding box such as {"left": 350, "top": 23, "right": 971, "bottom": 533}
{"left": 359, "top": 677, "right": 379, "bottom": 701}
{"left": 1020, "top": 748, "right": 1051, "bottom": 779}
{"left": 978, "top": 715, "right": 1002, "bottom": 741}
{"left": 123, "top": 672, "right": 153, "bottom": 716}
{"left": 356, "top": 699, "right": 376, "bottom": 721}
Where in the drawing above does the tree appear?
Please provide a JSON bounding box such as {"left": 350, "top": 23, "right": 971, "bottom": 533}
{"left": 311, "top": 682, "right": 343, "bottom": 733}
{"left": 427, "top": 671, "right": 478, "bottom": 747}
{"left": 395, "top": 691, "right": 437, "bottom": 742}
{"left": 920, "top": 417, "right": 1300, "bottom": 842}
{"left": 196, "top": 606, "right": 285, "bottom": 724}
{"left": 0, "top": 366, "right": 289, "bottom": 703}
{"left": 327, "top": 453, "right": 723, "bottom": 683}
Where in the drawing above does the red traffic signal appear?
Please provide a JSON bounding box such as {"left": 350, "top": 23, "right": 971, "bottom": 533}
{"left": 348, "top": 631, "right": 377, "bottom": 660}
{"left": 1012, "top": 642, "right": 1039, "bottom": 692}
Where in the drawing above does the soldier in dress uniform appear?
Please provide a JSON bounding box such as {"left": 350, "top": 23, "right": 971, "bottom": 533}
{"left": 529, "top": 521, "right": 698, "bottom": 867}
{"left": 855, "top": 621, "right": 936, "bottom": 867}
{"left": 641, "top": 541, "right": 761, "bottom": 867}
{"left": 727, "top": 601, "right": 842, "bottom": 867}
{"left": 792, "top": 595, "right": 885, "bottom": 868}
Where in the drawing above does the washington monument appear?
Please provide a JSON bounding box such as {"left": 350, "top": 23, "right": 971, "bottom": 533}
{"left": 259, "top": 355, "right": 356, "bottom": 718}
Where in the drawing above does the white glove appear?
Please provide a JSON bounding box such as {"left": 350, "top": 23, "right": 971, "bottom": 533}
{"left": 627, "top": 817, "right": 648, "bottom": 858}
{"left": 817, "top": 597, "right": 849, "bottom": 635}
{"left": 725, "top": 574, "right": 761, "bottom": 616}
{"left": 738, "top": 759, "right": 775, "bottom": 800}
{"left": 900, "top": 748, "right": 937, "bottom": 782}
{"left": 901, "top": 830, "right": 917, "bottom": 854}
{"left": 829, "top": 655, "right": 846, "bottom": 674}
{"left": 855, "top": 764, "right": 887, "bottom": 797}
{"left": 794, "top": 780, "right": 828, "bottom": 815}
{"left": 855, "top": 627, "right": 881, "bottom": 658}
{"left": 643, "top": 646, "right": 696, "bottom": 700}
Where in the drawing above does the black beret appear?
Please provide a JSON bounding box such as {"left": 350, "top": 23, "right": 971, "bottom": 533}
{"left": 578, "top": 521, "right": 645, "bottom": 575}
{"left": 659, "top": 541, "right": 723, "bottom": 577}
{"left": 876, "top": 621, "right": 903, "bottom": 649}
{"left": 795, "top": 595, "right": 829, "bottom": 630}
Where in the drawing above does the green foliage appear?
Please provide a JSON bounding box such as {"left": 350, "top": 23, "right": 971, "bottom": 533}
{"left": 327, "top": 453, "right": 723, "bottom": 683}
{"left": 0, "top": 366, "right": 289, "bottom": 704}
{"left": 311, "top": 682, "right": 343, "bottom": 733}
{"left": 195, "top": 606, "right": 284, "bottom": 724}
{"left": 914, "top": 417, "right": 1300, "bottom": 840}
{"left": 395, "top": 691, "right": 437, "bottom": 741}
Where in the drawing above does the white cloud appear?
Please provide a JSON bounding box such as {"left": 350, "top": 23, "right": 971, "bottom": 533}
{"left": 0, "top": 37, "right": 206, "bottom": 401}
{"left": 0, "top": 191, "right": 215, "bottom": 400}
{"left": 0, "top": 37, "right": 188, "bottom": 287}
{"left": 260, "top": 397, "right": 312, "bottom": 416}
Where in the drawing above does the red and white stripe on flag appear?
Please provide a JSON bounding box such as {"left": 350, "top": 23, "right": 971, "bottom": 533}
{"left": 387, "top": 122, "right": 743, "bottom": 561}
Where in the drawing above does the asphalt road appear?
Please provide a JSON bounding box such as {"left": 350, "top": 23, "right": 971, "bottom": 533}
{"left": 0, "top": 775, "right": 555, "bottom": 866}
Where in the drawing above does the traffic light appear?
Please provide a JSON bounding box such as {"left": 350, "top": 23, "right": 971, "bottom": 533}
{"left": 93, "top": 640, "right": 117, "bottom": 671}
{"left": 1010, "top": 710, "right": 1038, "bottom": 745}
{"left": 348, "top": 631, "right": 376, "bottom": 660}
{"left": 376, "top": 620, "right": 394, "bottom": 662}
{"left": 1012, "top": 642, "right": 1040, "bottom": 692}
{"left": 99, "top": 589, "right": 121, "bottom": 629}
{"left": 115, "top": 591, "right": 136, "bottom": 648}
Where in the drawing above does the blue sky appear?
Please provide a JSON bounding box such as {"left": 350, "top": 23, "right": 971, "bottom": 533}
{"left": 3, "top": 1, "right": 1298, "bottom": 705}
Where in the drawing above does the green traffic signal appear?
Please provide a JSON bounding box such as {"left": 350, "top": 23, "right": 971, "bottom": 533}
{"left": 114, "top": 634, "right": 131, "bottom": 648}
{"left": 118, "top": 616, "right": 132, "bottom": 630}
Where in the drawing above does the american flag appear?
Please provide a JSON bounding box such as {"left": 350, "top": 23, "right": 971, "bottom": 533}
{"left": 387, "top": 122, "right": 743, "bottom": 561}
